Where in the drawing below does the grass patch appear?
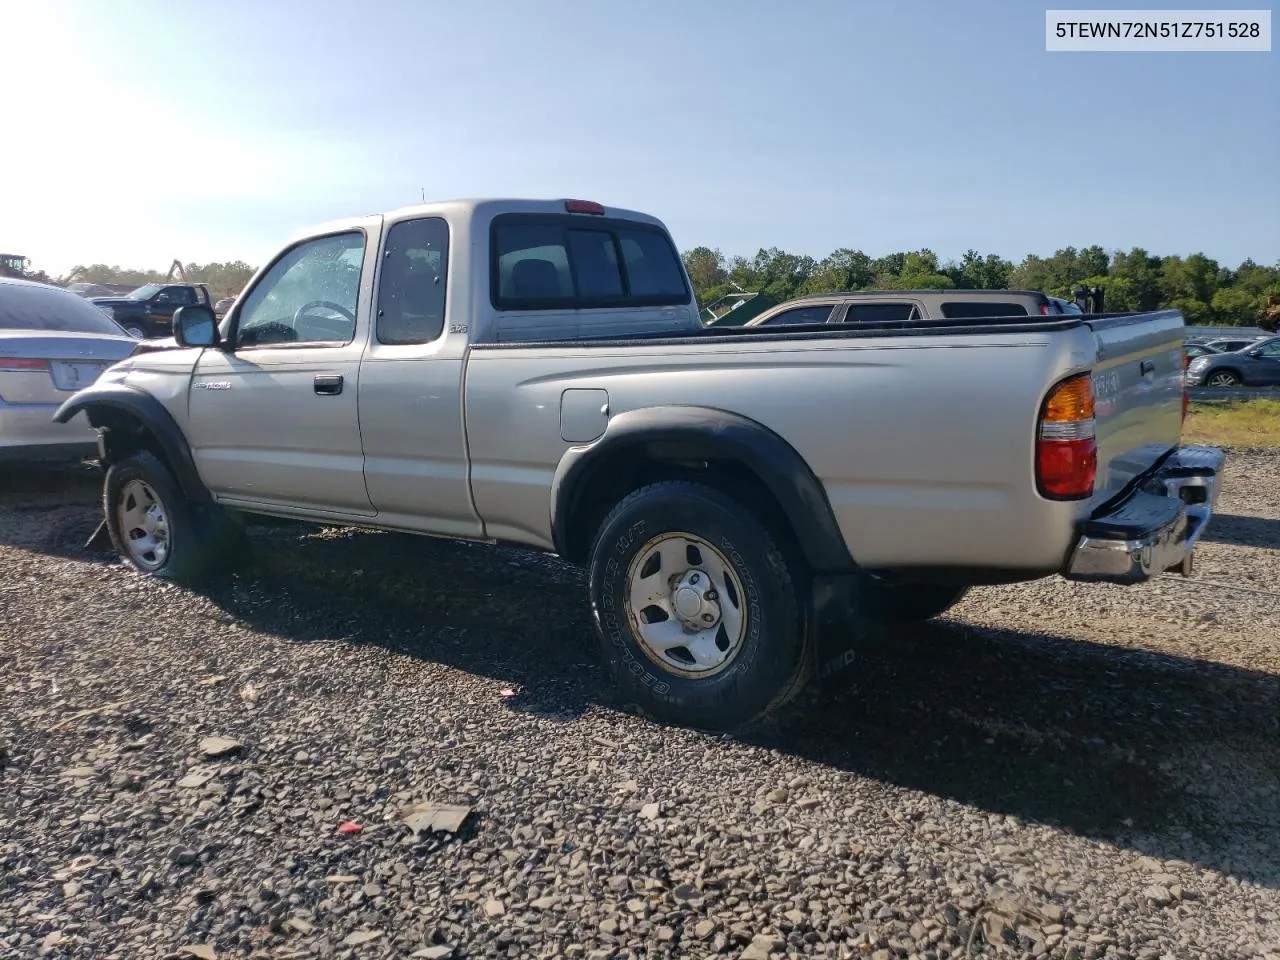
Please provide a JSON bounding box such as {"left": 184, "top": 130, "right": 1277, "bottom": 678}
{"left": 1184, "top": 399, "right": 1280, "bottom": 449}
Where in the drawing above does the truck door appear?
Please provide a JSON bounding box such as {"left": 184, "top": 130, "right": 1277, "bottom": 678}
{"left": 356, "top": 215, "right": 482, "bottom": 537}
{"left": 186, "top": 227, "right": 377, "bottom": 515}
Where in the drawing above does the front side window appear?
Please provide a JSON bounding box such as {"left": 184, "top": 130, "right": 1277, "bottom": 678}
{"left": 760, "top": 305, "right": 833, "bottom": 325}
{"left": 1256, "top": 339, "right": 1280, "bottom": 358}
{"left": 235, "top": 232, "right": 365, "bottom": 347}
{"left": 376, "top": 217, "right": 450, "bottom": 345}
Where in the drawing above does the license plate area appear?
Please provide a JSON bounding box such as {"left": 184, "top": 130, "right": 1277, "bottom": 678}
{"left": 51, "top": 361, "right": 107, "bottom": 391}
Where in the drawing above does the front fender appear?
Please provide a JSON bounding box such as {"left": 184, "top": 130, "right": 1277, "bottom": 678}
{"left": 54, "top": 382, "right": 212, "bottom": 504}
{"left": 549, "top": 404, "right": 855, "bottom": 574}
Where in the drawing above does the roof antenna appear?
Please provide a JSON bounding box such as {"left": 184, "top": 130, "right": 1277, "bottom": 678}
{"left": 421, "top": 187, "right": 425, "bottom": 203}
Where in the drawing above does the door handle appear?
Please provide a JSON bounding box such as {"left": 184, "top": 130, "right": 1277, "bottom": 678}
{"left": 314, "top": 374, "right": 343, "bottom": 396}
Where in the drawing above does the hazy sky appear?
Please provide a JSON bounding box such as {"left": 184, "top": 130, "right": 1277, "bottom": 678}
{"left": 2, "top": 0, "right": 1277, "bottom": 275}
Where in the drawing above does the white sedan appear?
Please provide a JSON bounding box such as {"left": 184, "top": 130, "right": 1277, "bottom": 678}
{"left": 0, "top": 278, "right": 139, "bottom": 462}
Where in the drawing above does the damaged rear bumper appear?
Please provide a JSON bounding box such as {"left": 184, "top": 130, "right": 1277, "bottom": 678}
{"left": 1065, "top": 444, "right": 1226, "bottom": 585}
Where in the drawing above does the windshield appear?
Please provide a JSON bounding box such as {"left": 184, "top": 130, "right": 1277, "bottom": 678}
{"left": 126, "top": 283, "right": 164, "bottom": 301}
{"left": 0, "top": 282, "right": 131, "bottom": 335}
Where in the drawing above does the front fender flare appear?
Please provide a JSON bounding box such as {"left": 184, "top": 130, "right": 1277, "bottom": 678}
{"left": 54, "top": 382, "right": 212, "bottom": 504}
{"left": 549, "top": 404, "right": 855, "bottom": 574}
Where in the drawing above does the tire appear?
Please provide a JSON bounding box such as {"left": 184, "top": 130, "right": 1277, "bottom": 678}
{"left": 104, "top": 451, "right": 245, "bottom": 582}
{"left": 124, "top": 326, "right": 146, "bottom": 339}
{"left": 587, "top": 480, "right": 811, "bottom": 731}
{"left": 854, "top": 574, "right": 969, "bottom": 625}
{"left": 1206, "top": 370, "right": 1241, "bottom": 386}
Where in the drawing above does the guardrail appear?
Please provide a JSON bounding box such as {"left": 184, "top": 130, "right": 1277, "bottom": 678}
{"left": 1187, "top": 385, "right": 1280, "bottom": 402}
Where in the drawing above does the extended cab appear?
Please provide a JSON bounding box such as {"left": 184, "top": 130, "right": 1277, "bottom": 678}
{"left": 56, "top": 198, "right": 1225, "bottom": 730}
{"left": 92, "top": 283, "right": 213, "bottom": 340}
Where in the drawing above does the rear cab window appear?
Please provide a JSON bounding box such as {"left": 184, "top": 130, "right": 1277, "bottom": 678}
{"left": 491, "top": 214, "right": 690, "bottom": 311}
{"left": 0, "top": 283, "right": 129, "bottom": 335}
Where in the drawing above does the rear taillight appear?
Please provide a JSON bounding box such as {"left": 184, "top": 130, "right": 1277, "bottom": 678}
{"left": 1037, "top": 372, "right": 1097, "bottom": 500}
{"left": 0, "top": 357, "right": 50, "bottom": 372}
{"left": 564, "top": 199, "right": 605, "bottom": 215}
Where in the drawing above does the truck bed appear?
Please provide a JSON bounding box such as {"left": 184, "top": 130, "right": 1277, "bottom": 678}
{"left": 464, "top": 309, "right": 1186, "bottom": 576}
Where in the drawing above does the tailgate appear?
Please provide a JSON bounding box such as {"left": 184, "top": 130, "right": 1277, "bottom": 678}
{"left": 1086, "top": 309, "right": 1186, "bottom": 509}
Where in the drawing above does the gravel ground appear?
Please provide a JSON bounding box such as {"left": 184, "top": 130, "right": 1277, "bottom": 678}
{"left": 1, "top": 452, "right": 1278, "bottom": 960}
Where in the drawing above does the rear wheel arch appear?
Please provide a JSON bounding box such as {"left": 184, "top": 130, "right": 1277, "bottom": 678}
{"left": 550, "top": 406, "right": 855, "bottom": 574}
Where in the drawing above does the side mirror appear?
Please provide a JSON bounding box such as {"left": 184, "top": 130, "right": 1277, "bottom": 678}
{"left": 173, "top": 305, "right": 220, "bottom": 348}
{"left": 1246, "top": 349, "right": 1262, "bottom": 357}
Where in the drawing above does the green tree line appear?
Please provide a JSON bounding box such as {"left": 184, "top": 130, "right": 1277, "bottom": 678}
{"left": 683, "top": 245, "right": 1280, "bottom": 328}
{"left": 61, "top": 262, "right": 258, "bottom": 301}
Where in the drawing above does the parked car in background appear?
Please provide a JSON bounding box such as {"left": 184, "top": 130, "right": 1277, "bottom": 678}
{"left": 56, "top": 197, "right": 1223, "bottom": 729}
{"left": 1185, "top": 335, "right": 1280, "bottom": 387}
{"left": 214, "top": 296, "right": 237, "bottom": 319}
{"left": 1203, "top": 335, "right": 1268, "bottom": 354}
{"left": 91, "top": 283, "right": 214, "bottom": 339}
{"left": 0, "top": 278, "right": 139, "bottom": 461}
{"left": 1048, "top": 295, "right": 1083, "bottom": 315}
{"left": 1183, "top": 342, "right": 1221, "bottom": 361}
{"left": 64, "top": 281, "right": 120, "bottom": 299}
{"left": 743, "top": 288, "right": 1080, "bottom": 326}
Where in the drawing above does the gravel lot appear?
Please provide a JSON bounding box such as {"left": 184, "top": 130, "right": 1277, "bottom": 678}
{"left": 1, "top": 452, "right": 1278, "bottom": 960}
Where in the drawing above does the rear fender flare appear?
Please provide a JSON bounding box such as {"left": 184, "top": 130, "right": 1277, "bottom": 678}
{"left": 54, "top": 383, "right": 212, "bottom": 504}
{"left": 549, "top": 405, "right": 855, "bottom": 574}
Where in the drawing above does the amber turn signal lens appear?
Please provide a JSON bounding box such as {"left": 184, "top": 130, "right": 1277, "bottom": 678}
{"left": 1042, "top": 373, "right": 1095, "bottom": 423}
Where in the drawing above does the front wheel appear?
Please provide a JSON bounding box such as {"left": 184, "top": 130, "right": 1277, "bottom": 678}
{"left": 1206, "top": 370, "right": 1241, "bottom": 386}
{"left": 587, "top": 480, "right": 811, "bottom": 730}
{"left": 104, "top": 451, "right": 245, "bottom": 582}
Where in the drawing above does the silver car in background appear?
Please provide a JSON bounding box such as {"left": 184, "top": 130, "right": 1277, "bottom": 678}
{"left": 0, "top": 278, "right": 139, "bottom": 461}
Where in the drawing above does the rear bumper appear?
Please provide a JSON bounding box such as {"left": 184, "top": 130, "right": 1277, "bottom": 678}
{"left": 0, "top": 400, "right": 98, "bottom": 461}
{"left": 1065, "top": 445, "right": 1226, "bottom": 585}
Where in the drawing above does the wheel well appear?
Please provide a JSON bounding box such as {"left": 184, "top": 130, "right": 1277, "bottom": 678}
{"left": 1209, "top": 367, "right": 1242, "bottom": 380}
{"left": 88, "top": 408, "right": 177, "bottom": 478}
{"left": 560, "top": 440, "right": 806, "bottom": 570}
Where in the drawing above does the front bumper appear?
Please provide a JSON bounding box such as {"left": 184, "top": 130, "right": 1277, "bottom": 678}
{"left": 1065, "top": 445, "right": 1225, "bottom": 585}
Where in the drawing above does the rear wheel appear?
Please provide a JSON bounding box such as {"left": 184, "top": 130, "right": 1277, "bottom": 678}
{"left": 855, "top": 574, "right": 969, "bottom": 625}
{"left": 104, "top": 451, "right": 246, "bottom": 582}
{"left": 1206, "top": 370, "right": 1241, "bottom": 386}
{"left": 587, "top": 480, "right": 811, "bottom": 730}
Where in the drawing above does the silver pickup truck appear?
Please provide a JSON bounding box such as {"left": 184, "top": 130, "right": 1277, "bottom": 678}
{"left": 56, "top": 198, "right": 1225, "bottom": 730}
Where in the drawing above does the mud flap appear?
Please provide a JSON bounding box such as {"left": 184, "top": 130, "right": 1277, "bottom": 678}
{"left": 810, "top": 574, "right": 860, "bottom": 687}
{"left": 84, "top": 519, "right": 112, "bottom": 552}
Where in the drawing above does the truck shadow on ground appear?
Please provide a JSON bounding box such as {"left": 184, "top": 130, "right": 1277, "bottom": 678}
{"left": 3, "top": 468, "right": 1277, "bottom": 888}
{"left": 199, "top": 522, "right": 1280, "bottom": 888}
{"left": 1198, "top": 512, "right": 1280, "bottom": 549}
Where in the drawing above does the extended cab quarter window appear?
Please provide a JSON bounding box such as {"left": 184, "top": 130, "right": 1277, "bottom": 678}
{"left": 376, "top": 217, "right": 449, "bottom": 344}
{"left": 491, "top": 214, "right": 689, "bottom": 310}
{"left": 760, "top": 305, "right": 833, "bottom": 325}
{"left": 842, "top": 302, "right": 918, "bottom": 323}
{"left": 939, "top": 300, "right": 1030, "bottom": 319}
{"left": 235, "top": 231, "right": 365, "bottom": 347}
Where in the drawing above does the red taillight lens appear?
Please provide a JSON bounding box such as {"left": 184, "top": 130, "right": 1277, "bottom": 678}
{"left": 564, "top": 199, "right": 605, "bottom": 215}
{"left": 0, "top": 357, "right": 50, "bottom": 372}
{"left": 1037, "top": 372, "right": 1097, "bottom": 500}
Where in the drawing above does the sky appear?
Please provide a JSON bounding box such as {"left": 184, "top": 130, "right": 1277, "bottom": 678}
{"left": 1, "top": 0, "right": 1277, "bottom": 276}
